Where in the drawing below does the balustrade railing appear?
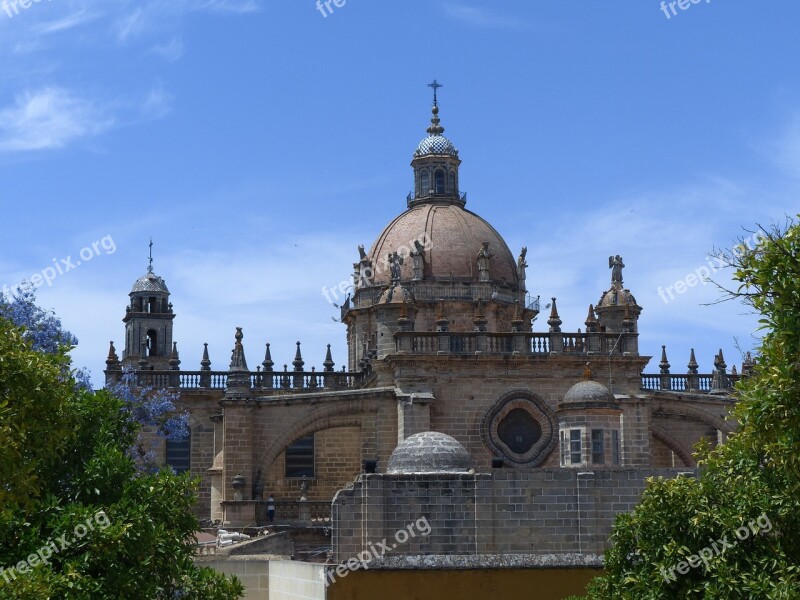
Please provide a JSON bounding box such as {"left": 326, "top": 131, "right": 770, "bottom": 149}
{"left": 131, "top": 369, "right": 364, "bottom": 392}
{"left": 397, "top": 330, "right": 635, "bottom": 356}
{"left": 640, "top": 373, "right": 736, "bottom": 393}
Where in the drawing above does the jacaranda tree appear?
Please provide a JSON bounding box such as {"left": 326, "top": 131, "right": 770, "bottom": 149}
{"left": 0, "top": 286, "right": 243, "bottom": 598}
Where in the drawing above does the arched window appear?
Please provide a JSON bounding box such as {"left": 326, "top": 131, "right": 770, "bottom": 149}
{"left": 434, "top": 169, "right": 445, "bottom": 194}
{"left": 146, "top": 329, "right": 158, "bottom": 356}
{"left": 166, "top": 428, "right": 191, "bottom": 474}
{"left": 285, "top": 434, "right": 315, "bottom": 478}
{"left": 420, "top": 170, "right": 429, "bottom": 196}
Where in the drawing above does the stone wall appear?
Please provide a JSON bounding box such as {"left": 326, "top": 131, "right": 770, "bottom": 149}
{"left": 331, "top": 468, "right": 693, "bottom": 562}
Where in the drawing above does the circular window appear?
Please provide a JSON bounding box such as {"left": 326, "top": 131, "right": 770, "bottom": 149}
{"left": 497, "top": 408, "right": 542, "bottom": 454}
{"left": 481, "top": 391, "right": 557, "bottom": 466}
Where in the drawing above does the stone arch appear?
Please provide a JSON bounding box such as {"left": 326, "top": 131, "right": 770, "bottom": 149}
{"left": 651, "top": 424, "right": 695, "bottom": 467}
{"left": 652, "top": 403, "right": 734, "bottom": 435}
{"left": 256, "top": 402, "right": 379, "bottom": 474}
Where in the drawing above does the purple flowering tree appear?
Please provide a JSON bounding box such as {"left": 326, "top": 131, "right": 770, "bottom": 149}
{"left": 0, "top": 282, "right": 189, "bottom": 471}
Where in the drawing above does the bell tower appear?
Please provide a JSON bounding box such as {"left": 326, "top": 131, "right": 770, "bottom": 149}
{"left": 121, "top": 240, "right": 175, "bottom": 370}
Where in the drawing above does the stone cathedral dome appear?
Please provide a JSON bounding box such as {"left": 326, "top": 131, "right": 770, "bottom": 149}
{"left": 368, "top": 203, "right": 518, "bottom": 286}
{"left": 366, "top": 84, "right": 519, "bottom": 289}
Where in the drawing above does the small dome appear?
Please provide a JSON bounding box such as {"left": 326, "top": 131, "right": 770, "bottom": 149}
{"left": 415, "top": 134, "right": 458, "bottom": 158}
{"left": 562, "top": 380, "right": 615, "bottom": 405}
{"left": 597, "top": 286, "right": 637, "bottom": 308}
{"left": 131, "top": 272, "right": 169, "bottom": 294}
{"left": 387, "top": 431, "right": 472, "bottom": 474}
{"left": 378, "top": 283, "right": 414, "bottom": 305}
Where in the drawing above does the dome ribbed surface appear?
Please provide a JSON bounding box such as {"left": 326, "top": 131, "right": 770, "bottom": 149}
{"left": 131, "top": 272, "right": 169, "bottom": 294}
{"left": 415, "top": 134, "right": 458, "bottom": 157}
{"left": 387, "top": 431, "right": 472, "bottom": 474}
{"left": 562, "top": 380, "right": 615, "bottom": 405}
{"left": 368, "top": 203, "right": 518, "bottom": 286}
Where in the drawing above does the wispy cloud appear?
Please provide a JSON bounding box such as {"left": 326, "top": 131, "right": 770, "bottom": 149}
{"left": 0, "top": 87, "right": 112, "bottom": 151}
{"left": 151, "top": 37, "right": 185, "bottom": 62}
{"left": 34, "top": 9, "right": 100, "bottom": 35}
{"left": 441, "top": 2, "right": 526, "bottom": 29}
{"left": 766, "top": 114, "right": 800, "bottom": 179}
{"left": 198, "top": 0, "right": 259, "bottom": 14}
{"left": 140, "top": 86, "right": 173, "bottom": 119}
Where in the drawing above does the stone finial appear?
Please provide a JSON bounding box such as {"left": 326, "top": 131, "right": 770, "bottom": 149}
{"left": 229, "top": 327, "right": 249, "bottom": 371}
{"left": 742, "top": 351, "right": 755, "bottom": 376}
{"left": 200, "top": 343, "right": 211, "bottom": 371}
{"left": 731, "top": 365, "right": 738, "bottom": 376}
{"left": 169, "top": 342, "right": 181, "bottom": 370}
{"left": 621, "top": 302, "right": 634, "bottom": 333}
{"left": 323, "top": 344, "right": 335, "bottom": 372}
{"left": 687, "top": 348, "right": 699, "bottom": 375}
{"left": 717, "top": 349, "right": 727, "bottom": 372}
{"left": 397, "top": 299, "right": 412, "bottom": 331}
{"left": 106, "top": 341, "right": 120, "bottom": 369}
{"left": 547, "top": 297, "right": 562, "bottom": 333}
{"left": 293, "top": 342, "right": 305, "bottom": 372}
{"left": 262, "top": 343, "right": 274, "bottom": 372}
{"left": 584, "top": 304, "right": 598, "bottom": 333}
{"left": 659, "top": 345, "right": 670, "bottom": 374}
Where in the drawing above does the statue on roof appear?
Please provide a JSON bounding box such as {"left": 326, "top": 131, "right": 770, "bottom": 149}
{"left": 609, "top": 255, "right": 625, "bottom": 287}
{"left": 517, "top": 247, "right": 528, "bottom": 285}
{"left": 356, "top": 244, "right": 373, "bottom": 287}
{"left": 411, "top": 240, "right": 426, "bottom": 281}
{"left": 389, "top": 252, "right": 404, "bottom": 283}
{"left": 477, "top": 241, "right": 492, "bottom": 282}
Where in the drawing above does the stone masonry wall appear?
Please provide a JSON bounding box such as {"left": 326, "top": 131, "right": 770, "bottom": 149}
{"left": 332, "top": 468, "right": 692, "bottom": 563}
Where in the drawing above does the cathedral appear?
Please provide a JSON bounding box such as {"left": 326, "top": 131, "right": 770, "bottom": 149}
{"left": 104, "top": 87, "right": 744, "bottom": 591}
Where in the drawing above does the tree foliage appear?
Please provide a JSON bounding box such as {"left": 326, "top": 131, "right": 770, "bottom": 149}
{"left": 0, "top": 297, "right": 242, "bottom": 598}
{"left": 575, "top": 217, "right": 800, "bottom": 599}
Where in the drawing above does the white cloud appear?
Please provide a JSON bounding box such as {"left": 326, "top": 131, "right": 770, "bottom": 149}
{"left": 0, "top": 87, "right": 112, "bottom": 151}
{"left": 140, "top": 86, "right": 173, "bottom": 119}
{"left": 34, "top": 9, "right": 100, "bottom": 35}
{"left": 151, "top": 37, "right": 185, "bottom": 62}
{"left": 441, "top": 2, "right": 526, "bottom": 29}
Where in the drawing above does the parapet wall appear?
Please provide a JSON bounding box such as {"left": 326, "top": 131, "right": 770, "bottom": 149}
{"left": 331, "top": 468, "right": 692, "bottom": 563}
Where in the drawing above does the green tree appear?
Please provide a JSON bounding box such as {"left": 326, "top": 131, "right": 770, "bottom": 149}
{"left": 575, "top": 217, "right": 800, "bottom": 599}
{"left": 0, "top": 316, "right": 243, "bottom": 598}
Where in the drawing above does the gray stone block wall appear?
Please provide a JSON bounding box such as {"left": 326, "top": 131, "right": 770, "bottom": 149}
{"left": 332, "top": 469, "right": 692, "bottom": 563}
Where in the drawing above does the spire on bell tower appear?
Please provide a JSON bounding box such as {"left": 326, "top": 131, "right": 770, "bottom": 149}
{"left": 148, "top": 238, "right": 154, "bottom": 274}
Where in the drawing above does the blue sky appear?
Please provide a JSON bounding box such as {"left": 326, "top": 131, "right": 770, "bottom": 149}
{"left": 1, "top": 0, "right": 798, "bottom": 387}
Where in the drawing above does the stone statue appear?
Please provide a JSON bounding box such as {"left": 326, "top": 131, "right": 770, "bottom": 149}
{"left": 356, "top": 244, "right": 373, "bottom": 287}
{"left": 410, "top": 240, "right": 425, "bottom": 281}
{"left": 299, "top": 475, "right": 309, "bottom": 501}
{"left": 609, "top": 255, "right": 624, "bottom": 287}
{"left": 477, "top": 241, "right": 491, "bottom": 282}
{"left": 389, "top": 252, "right": 403, "bottom": 283}
{"left": 517, "top": 247, "right": 528, "bottom": 284}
